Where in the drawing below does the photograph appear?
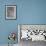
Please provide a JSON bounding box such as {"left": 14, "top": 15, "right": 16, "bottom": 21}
{"left": 5, "top": 5, "right": 16, "bottom": 20}
{"left": 18, "top": 24, "right": 46, "bottom": 46}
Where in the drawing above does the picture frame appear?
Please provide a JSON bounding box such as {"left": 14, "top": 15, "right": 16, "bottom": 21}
{"left": 5, "top": 5, "right": 16, "bottom": 20}
{"left": 18, "top": 24, "right": 46, "bottom": 43}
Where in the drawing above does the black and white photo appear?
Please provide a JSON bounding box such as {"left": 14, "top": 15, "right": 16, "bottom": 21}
{"left": 5, "top": 5, "right": 16, "bottom": 20}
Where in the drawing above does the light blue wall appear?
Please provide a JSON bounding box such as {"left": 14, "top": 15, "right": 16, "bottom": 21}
{"left": 0, "top": 0, "right": 46, "bottom": 44}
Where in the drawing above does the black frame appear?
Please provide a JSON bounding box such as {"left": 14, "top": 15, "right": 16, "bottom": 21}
{"left": 5, "top": 5, "right": 17, "bottom": 20}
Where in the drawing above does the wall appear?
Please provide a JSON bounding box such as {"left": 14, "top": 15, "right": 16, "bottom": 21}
{"left": 0, "top": 0, "right": 46, "bottom": 44}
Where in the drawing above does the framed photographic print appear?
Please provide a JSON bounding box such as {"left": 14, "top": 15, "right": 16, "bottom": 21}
{"left": 5, "top": 5, "right": 16, "bottom": 20}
